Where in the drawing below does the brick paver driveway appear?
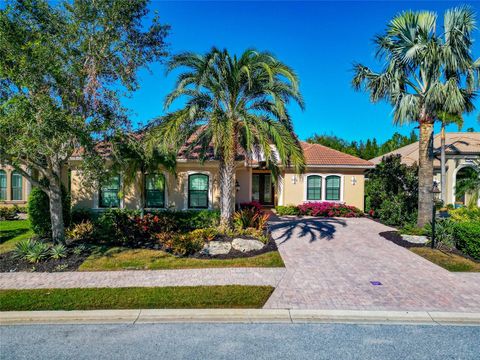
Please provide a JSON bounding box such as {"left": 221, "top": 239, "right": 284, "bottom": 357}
{"left": 264, "top": 216, "right": 480, "bottom": 312}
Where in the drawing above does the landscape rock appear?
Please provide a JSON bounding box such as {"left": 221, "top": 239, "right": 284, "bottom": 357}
{"left": 201, "top": 241, "right": 231, "bottom": 256}
{"left": 401, "top": 234, "right": 428, "bottom": 244}
{"left": 232, "top": 238, "right": 265, "bottom": 252}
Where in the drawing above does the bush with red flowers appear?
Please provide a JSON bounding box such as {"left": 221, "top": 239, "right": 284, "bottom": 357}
{"left": 297, "top": 202, "right": 363, "bottom": 218}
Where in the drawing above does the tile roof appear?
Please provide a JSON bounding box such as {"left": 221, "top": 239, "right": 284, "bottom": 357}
{"left": 370, "top": 132, "right": 480, "bottom": 167}
{"left": 72, "top": 129, "right": 375, "bottom": 168}
{"left": 300, "top": 142, "right": 374, "bottom": 167}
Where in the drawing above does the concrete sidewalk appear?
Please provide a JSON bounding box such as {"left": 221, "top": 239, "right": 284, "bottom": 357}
{"left": 1, "top": 309, "right": 480, "bottom": 326}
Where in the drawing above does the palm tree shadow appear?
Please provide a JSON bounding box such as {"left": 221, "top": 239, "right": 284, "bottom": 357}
{"left": 269, "top": 217, "right": 347, "bottom": 244}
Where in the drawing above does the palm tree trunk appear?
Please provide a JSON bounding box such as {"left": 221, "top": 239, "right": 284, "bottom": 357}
{"left": 440, "top": 124, "right": 446, "bottom": 205}
{"left": 417, "top": 120, "right": 435, "bottom": 228}
{"left": 219, "top": 156, "right": 236, "bottom": 230}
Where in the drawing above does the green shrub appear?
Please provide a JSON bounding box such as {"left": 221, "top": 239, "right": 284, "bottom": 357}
{"left": 449, "top": 207, "right": 480, "bottom": 223}
{"left": 275, "top": 205, "right": 300, "bottom": 216}
{"left": 14, "top": 239, "right": 50, "bottom": 263}
{"left": 94, "top": 208, "right": 140, "bottom": 242}
{"left": 424, "top": 219, "right": 456, "bottom": 250}
{"left": 25, "top": 242, "right": 50, "bottom": 263}
{"left": 176, "top": 210, "right": 220, "bottom": 230}
{"left": 50, "top": 244, "right": 68, "bottom": 259}
{"left": 67, "top": 221, "right": 94, "bottom": 242}
{"left": 400, "top": 223, "right": 427, "bottom": 236}
{"left": 0, "top": 206, "right": 18, "bottom": 220}
{"left": 28, "top": 184, "right": 71, "bottom": 239}
{"left": 377, "top": 194, "right": 417, "bottom": 226}
{"left": 13, "top": 238, "right": 37, "bottom": 260}
{"left": 71, "top": 208, "right": 93, "bottom": 224}
{"left": 454, "top": 221, "right": 480, "bottom": 260}
{"left": 164, "top": 232, "right": 205, "bottom": 256}
{"left": 365, "top": 155, "right": 418, "bottom": 226}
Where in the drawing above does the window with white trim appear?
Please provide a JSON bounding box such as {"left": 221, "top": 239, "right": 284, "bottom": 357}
{"left": 0, "top": 170, "right": 6, "bottom": 200}
{"left": 145, "top": 173, "right": 165, "bottom": 208}
{"left": 325, "top": 175, "right": 341, "bottom": 201}
{"left": 188, "top": 173, "right": 209, "bottom": 209}
{"left": 306, "top": 175, "right": 322, "bottom": 200}
{"left": 99, "top": 175, "right": 121, "bottom": 208}
{"left": 11, "top": 171, "right": 23, "bottom": 201}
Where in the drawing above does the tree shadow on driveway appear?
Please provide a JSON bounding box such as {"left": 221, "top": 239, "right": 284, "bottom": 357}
{"left": 269, "top": 217, "right": 347, "bottom": 244}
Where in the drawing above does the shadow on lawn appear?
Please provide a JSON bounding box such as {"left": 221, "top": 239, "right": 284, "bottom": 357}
{"left": 269, "top": 217, "right": 347, "bottom": 244}
{"left": 0, "top": 228, "right": 30, "bottom": 244}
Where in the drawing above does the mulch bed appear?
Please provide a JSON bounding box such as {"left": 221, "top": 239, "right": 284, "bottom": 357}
{"left": 0, "top": 251, "right": 91, "bottom": 272}
{"left": 0, "top": 232, "right": 279, "bottom": 272}
{"left": 379, "top": 231, "right": 425, "bottom": 249}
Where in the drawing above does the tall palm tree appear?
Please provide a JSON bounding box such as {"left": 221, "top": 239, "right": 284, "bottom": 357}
{"left": 147, "top": 48, "right": 305, "bottom": 229}
{"left": 111, "top": 132, "right": 177, "bottom": 216}
{"left": 353, "top": 7, "right": 478, "bottom": 227}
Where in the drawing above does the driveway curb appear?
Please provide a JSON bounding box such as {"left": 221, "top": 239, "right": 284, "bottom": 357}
{"left": 1, "top": 309, "right": 479, "bottom": 326}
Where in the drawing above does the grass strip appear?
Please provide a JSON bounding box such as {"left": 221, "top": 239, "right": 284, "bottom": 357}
{"left": 410, "top": 247, "right": 480, "bottom": 272}
{"left": 79, "top": 247, "right": 284, "bottom": 271}
{"left": 0, "top": 286, "right": 274, "bottom": 311}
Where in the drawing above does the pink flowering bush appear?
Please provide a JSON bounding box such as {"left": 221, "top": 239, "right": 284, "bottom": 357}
{"left": 297, "top": 202, "right": 363, "bottom": 218}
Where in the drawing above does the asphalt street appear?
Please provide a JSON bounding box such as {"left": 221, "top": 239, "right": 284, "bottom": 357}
{"left": 1, "top": 322, "right": 479, "bottom": 359}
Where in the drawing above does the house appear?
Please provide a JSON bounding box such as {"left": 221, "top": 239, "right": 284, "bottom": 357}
{"left": 1, "top": 137, "right": 374, "bottom": 211}
{"left": 370, "top": 132, "right": 480, "bottom": 207}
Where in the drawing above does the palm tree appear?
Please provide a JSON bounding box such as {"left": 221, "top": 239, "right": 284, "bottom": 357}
{"left": 353, "top": 7, "right": 478, "bottom": 227}
{"left": 111, "top": 132, "right": 177, "bottom": 216}
{"left": 147, "top": 48, "right": 305, "bottom": 229}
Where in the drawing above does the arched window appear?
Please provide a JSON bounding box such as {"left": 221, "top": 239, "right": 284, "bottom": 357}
{"left": 306, "top": 175, "right": 322, "bottom": 200}
{"left": 145, "top": 173, "right": 166, "bottom": 208}
{"left": 11, "top": 171, "right": 23, "bottom": 201}
{"left": 188, "top": 173, "right": 209, "bottom": 209}
{"left": 0, "top": 170, "right": 6, "bottom": 201}
{"left": 325, "top": 175, "right": 341, "bottom": 201}
{"left": 99, "top": 175, "right": 121, "bottom": 208}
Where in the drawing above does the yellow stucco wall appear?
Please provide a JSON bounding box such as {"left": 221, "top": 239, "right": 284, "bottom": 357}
{"left": 282, "top": 168, "right": 365, "bottom": 210}
{"left": 69, "top": 162, "right": 367, "bottom": 211}
{"left": 70, "top": 162, "right": 222, "bottom": 210}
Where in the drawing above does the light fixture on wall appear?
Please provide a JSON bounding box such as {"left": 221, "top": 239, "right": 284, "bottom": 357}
{"left": 351, "top": 176, "right": 357, "bottom": 186}
{"left": 291, "top": 175, "right": 297, "bottom": 184}
{"left": 235, "top": 180, "right": 240, "bottom": 192}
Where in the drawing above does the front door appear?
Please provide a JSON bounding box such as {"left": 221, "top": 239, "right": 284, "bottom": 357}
{"left": 252, "top": 173, "right": 274, "bottom": 206}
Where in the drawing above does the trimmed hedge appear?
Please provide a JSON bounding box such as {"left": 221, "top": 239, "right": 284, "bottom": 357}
{"left": 275, "top": 205, "right": 300, "bottom": 216}
{"left": 454, "top": 221, "right": 480, "bottom": 260}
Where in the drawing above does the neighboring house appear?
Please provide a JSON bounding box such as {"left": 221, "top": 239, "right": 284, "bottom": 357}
{"left": 370, "top": 132, "right": 480, "bottom": 207}
{"left": 1, "top": 136, "right": 374, "bottom": 211}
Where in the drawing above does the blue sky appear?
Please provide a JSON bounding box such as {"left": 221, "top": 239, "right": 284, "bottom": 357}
{"left": 123, "top": 1, "right": 480, "bottom": 142}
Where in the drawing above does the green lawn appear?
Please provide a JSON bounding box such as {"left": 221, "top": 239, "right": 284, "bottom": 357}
{"left": 0, "top": 286, "right": 274, "bottom": 311}
{"left": 79, "top": 247, "right": 285, "bottom": 271}
{"left": 0, "top": 220, "right": 33, "bottom": 254}
{"left": 410, "top": 247, "right": 480, "bottom": 272}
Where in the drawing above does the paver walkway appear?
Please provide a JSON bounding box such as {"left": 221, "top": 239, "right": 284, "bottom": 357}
{"left": 264, "top": 216, "right": 480, "bottom": 312}
{"left": 0, "top": 268, "right": 285, "bottom": 289}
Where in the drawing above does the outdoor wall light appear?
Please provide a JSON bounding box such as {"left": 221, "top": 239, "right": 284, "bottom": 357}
{"left": 291, "top": 175, "right": 297, "bottom": 184}
{"left": 351, "top": 176, "right": 357, "bottom": 186}
{"left": 235, "top": 180, "right": 240, "bottom": 192}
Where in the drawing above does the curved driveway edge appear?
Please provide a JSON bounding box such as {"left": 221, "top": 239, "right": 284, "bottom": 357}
{"left": 0, "top": 268, "right": 286, "bottom": 289}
